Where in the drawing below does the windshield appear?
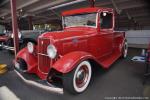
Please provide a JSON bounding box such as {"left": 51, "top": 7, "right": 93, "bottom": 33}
{"left": 63, "top": 13, "right": 97, "bottom": 28}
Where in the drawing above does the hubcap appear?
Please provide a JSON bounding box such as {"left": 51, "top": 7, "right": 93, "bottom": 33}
{"left": 75, "top": 65, "right": 89, "bottom": 88}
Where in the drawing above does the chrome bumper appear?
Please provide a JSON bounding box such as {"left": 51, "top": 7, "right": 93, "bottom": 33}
{"left": 2, "top": 45, "right": 14, "bottom": 51}
{"left": 14, "top": 69, "right": 63, "bottom": 94}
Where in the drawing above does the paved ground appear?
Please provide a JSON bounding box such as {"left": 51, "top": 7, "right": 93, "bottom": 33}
{"left": 0, "top": 48, "right": 150, "bottom": 100}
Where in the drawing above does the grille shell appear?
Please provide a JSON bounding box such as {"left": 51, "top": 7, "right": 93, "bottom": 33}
{"left": 38, "top": 38, "right": 51, "bottom": 73}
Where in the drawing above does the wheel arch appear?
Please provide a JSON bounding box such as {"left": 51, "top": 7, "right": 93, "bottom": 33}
{"left": 16, "top": 47, "right": 38, "bottom": 72}
{"left": 88, "top": 58, "right": 103, "bottom": 72}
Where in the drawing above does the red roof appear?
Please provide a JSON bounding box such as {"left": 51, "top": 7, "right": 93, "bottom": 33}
{"left": 62, "top": 7, "right": 113, "bottom": 16}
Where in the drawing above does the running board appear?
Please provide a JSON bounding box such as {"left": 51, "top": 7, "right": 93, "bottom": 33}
{"left": 14, "top": 70, "right": 63, "bottom": 94}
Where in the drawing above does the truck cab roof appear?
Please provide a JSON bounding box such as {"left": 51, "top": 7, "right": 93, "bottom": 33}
{"left": 62, "top": 7, "right": 113, "bottom": 16}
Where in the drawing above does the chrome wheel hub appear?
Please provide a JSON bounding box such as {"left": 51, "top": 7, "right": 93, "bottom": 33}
{"left": 75, "top": 65, "right": 89, "bottom": 88}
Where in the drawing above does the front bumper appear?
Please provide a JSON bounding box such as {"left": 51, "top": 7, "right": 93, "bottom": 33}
{"left": 14, "top": 69, "right": 63, "bottom": 94}
{"left": 2, "top": 45, "right": 14, "bottom": 51}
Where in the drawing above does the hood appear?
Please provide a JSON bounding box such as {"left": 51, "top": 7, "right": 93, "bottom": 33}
{"left": 39, "top": 27, "right": 97, "bottom": 41}
{"left": 20, "top": 30, "right": 41, "bottom": 39}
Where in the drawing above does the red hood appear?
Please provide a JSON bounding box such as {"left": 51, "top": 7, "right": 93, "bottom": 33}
{"left": 39, "top": 27, "right": 97, "bottom": 41}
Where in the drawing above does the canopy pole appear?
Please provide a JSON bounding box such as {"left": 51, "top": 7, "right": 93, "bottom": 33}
{"left": 10, "top": 0, "right": 19, "bottom": 56}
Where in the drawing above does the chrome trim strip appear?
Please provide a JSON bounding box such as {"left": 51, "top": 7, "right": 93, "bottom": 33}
{"left": 38, "top": 37, "right": 50, "bottom": 40}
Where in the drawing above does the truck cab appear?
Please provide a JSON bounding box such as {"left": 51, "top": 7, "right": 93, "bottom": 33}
{"left": 15, "top": 7, "right": 128, "bottom": 94}
{"left": 61, "top": 7, "right": 115, "bottom": 59}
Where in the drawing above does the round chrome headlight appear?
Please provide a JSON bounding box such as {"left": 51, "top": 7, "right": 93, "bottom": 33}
{"left": 18, "top": 32, "right": 21, "bottom": 39}
{"left": 47, "top": 45, "right": 57, "bottom": 59}
{"left": 11, "top": 34, "right": 14, "bottom": 38}
{"left": 27, "top": 42, "right": 34, "bottom": 53}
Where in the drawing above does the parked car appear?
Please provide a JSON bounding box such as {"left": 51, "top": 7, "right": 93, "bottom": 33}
{"left": 5, "top": 30, "right": 45, "bottom": 53}
{"left": 0, "top": 30, "right": 9, "bottom": 50}
{"left": 14, "top": 7, "right": 128, "bottom": 94}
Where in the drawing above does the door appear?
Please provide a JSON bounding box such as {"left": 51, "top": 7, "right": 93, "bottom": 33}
{"left": 98, "top": 11, "right": 114, "bottom": 57}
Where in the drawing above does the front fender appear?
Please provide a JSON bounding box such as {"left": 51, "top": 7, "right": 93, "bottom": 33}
{"left": 114, "top": 32, "right": 126, "bottom": 51}
{"left": 52, "top": 51, "right": 96, "bottom": 74}
{"left": 16, "top": 47, "right": 37, "bottom": 72}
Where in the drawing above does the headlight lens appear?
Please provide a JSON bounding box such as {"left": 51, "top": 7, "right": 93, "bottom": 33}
{"left": 11, "top": 34, "right": 14, "bottom": 38}
{"left": 27, "top": 42, "right": 34, "bottom": 53}
{"left": 18, "top": 32, "right": 21, "bottom": 39}
{"left": 47, "top": 45, "right": 57, "bottom": 59}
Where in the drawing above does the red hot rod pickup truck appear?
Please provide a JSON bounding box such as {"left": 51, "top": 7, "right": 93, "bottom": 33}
{"left": 14, "top": 7, "right": 128, "bottom": 94}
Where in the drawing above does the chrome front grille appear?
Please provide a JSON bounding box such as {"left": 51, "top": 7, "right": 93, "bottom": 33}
{"left": 38, "top": 54, "right": 50, "bottom": 73}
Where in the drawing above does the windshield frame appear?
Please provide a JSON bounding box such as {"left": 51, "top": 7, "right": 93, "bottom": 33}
{"left": 62, "top": 12, "right": 98, "bottom": 29}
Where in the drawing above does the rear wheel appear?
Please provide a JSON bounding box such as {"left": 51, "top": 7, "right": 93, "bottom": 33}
{"left": 122, "top": 40, "right": 128, "bottom": 58}
{"left": 63, "top": 60, "right": 92, "bottom": 94}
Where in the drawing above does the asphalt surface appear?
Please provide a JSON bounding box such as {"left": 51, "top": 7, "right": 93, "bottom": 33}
{"left": 0, "top": 48, "right": 150, "bottom": 100}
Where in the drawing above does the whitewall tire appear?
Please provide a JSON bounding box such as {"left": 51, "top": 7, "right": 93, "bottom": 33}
{"left": 123, "top": 40, "right": 128, "bottom": 58}
{"left": 63, "top": 60, "right": 92, "bottom": 94}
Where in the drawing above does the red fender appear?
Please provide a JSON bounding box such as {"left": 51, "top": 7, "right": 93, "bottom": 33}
{"left": 114, "top": 32, "right": 126, "bottom": 51}
{"left": 52, "top": 51, "right": 97, "bottom": 73}
{"left": 16, "top": 47, "right": 37, "bottom": 72}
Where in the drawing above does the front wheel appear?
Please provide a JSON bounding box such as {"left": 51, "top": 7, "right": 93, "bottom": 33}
{"left": 63, "top": 60, "right": 92, "bottom": 94}
{"left": 15, "top": 58, "right": 27, "bottom": 72}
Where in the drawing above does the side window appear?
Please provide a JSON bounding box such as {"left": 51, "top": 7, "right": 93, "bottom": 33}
{"left": 100, "top": 12, "right": 113, "bottom": 29}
